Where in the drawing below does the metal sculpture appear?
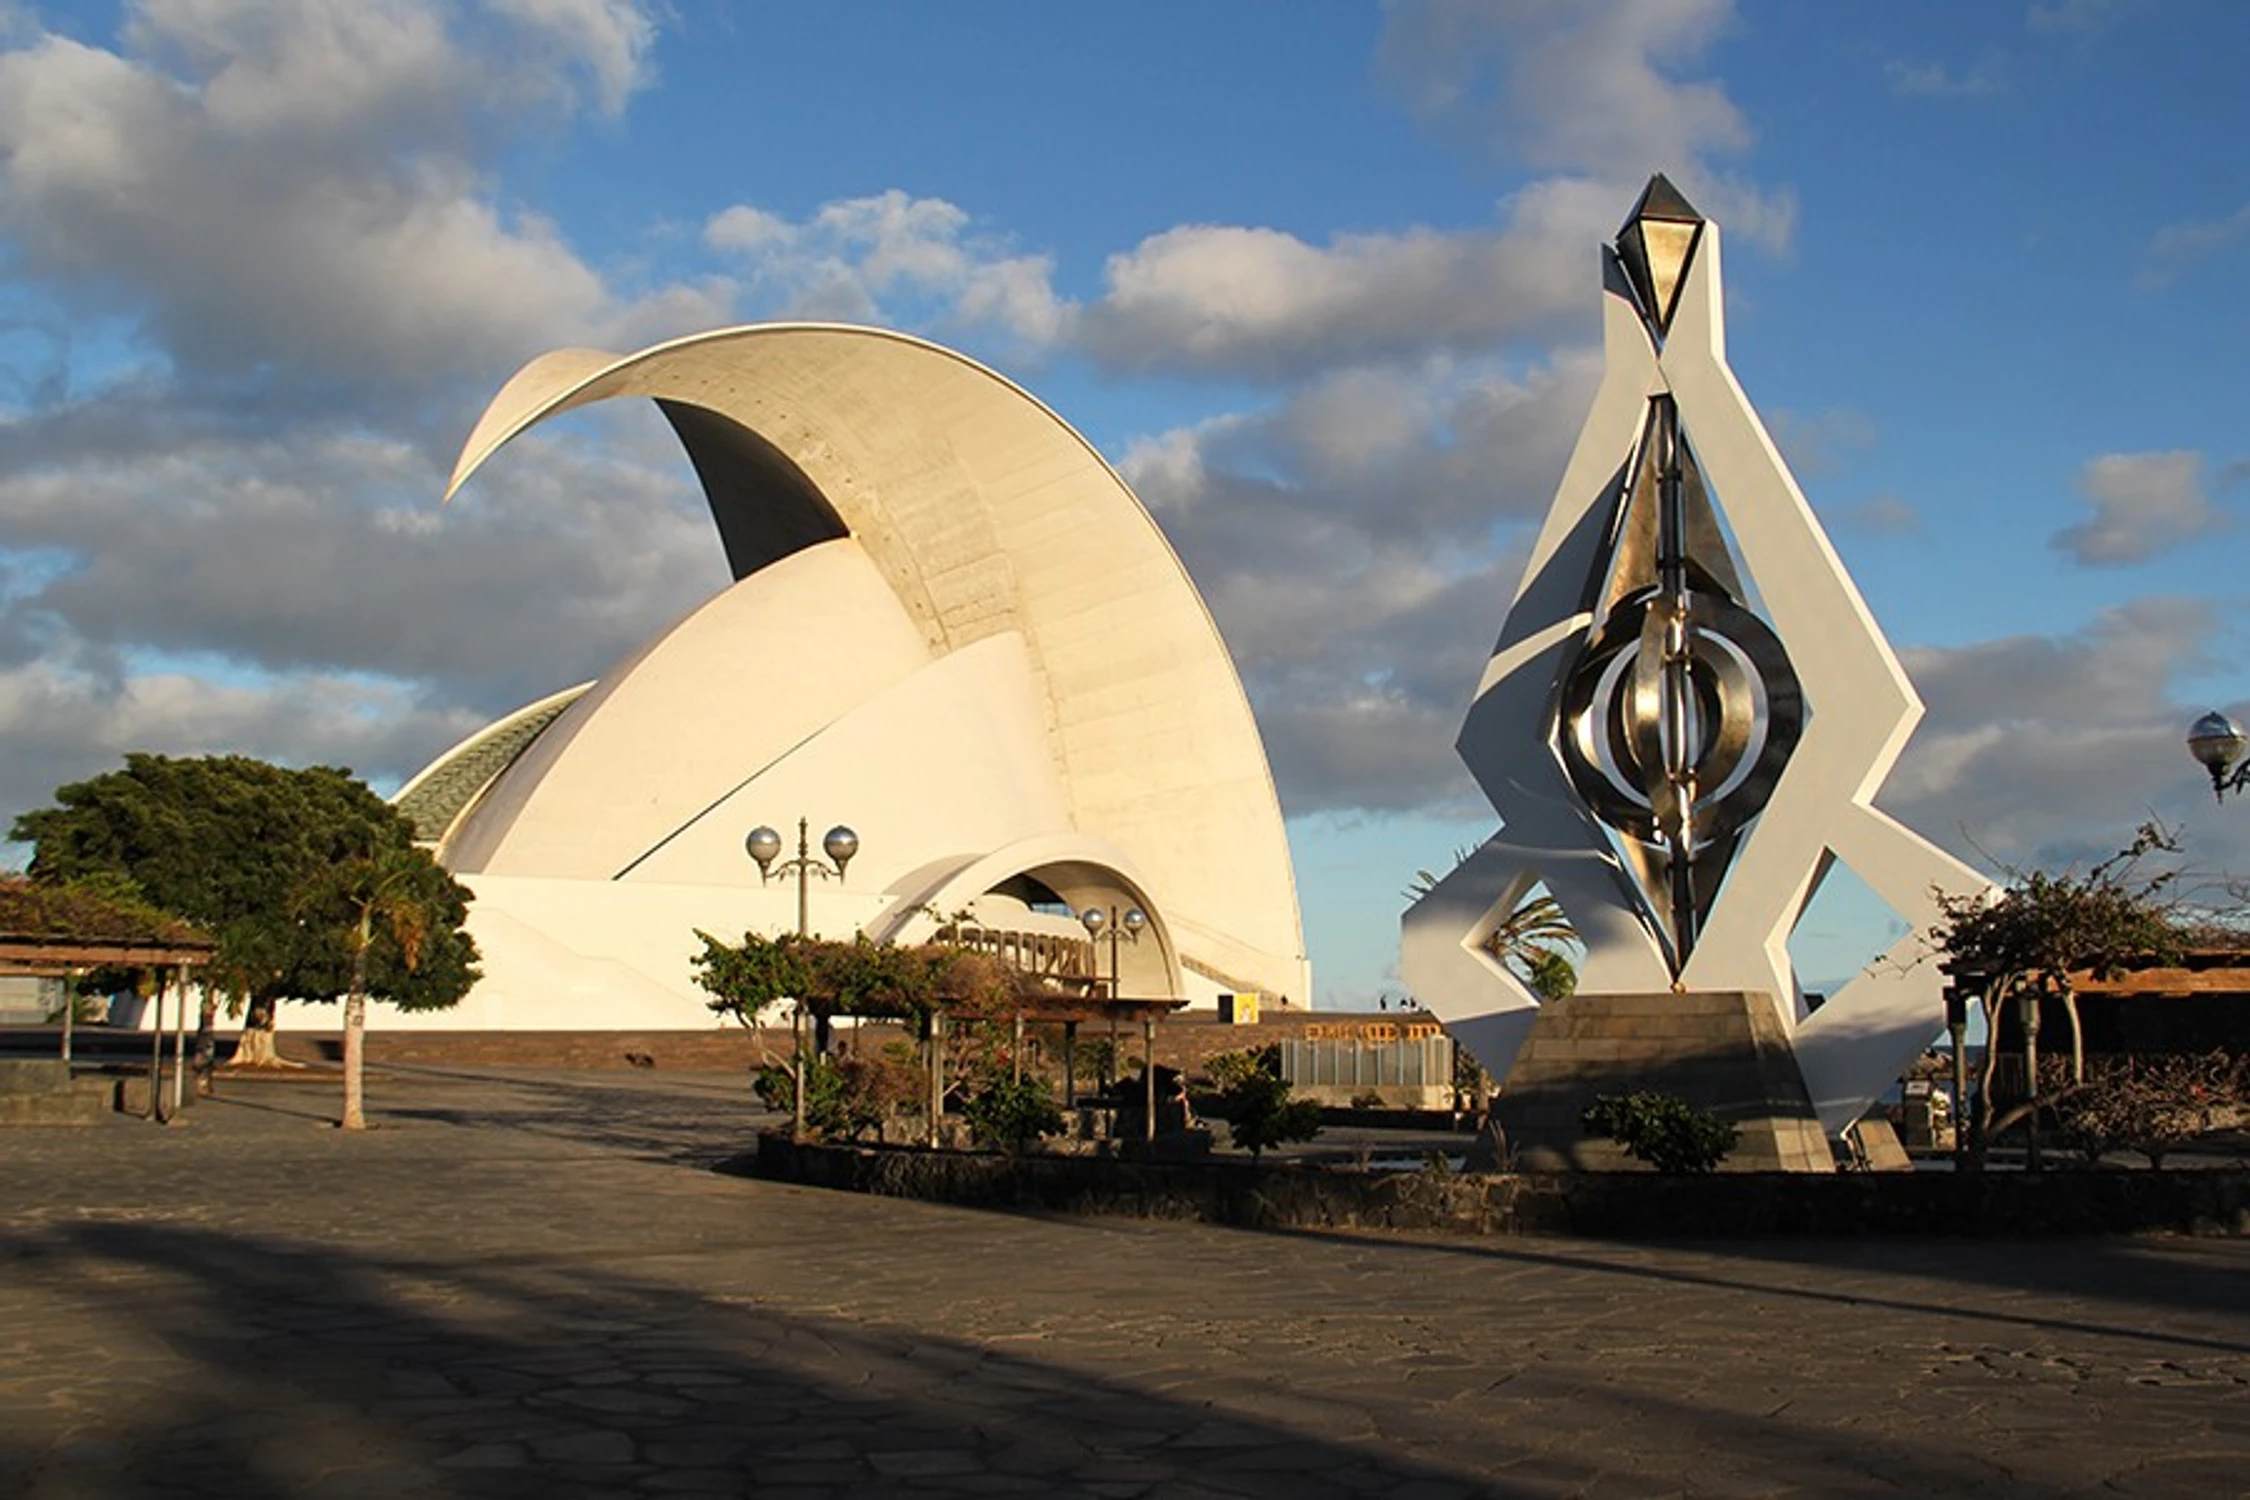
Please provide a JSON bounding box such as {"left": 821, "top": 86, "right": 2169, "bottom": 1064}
{"left": 1402, "top": 177, "right": 1986, "bottom": 1132}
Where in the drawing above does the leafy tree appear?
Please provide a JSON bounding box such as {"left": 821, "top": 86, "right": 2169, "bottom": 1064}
{"left": 694, "top": 931, "right": 1027, "bottom": 1131}
{"left": 1406, "top": 855, "right": 1580, "bottom": 996}
{"left": 1581, "top": 1092, "right": 1737, "bottom": 1173}
{"left": 1217, "top": 1050, "right": 1323, "bottom": 1162}
{"left": 1931, "top": 823, "right": 2185, "bottom": 1156}
{"left": 292, "top": 846, "right": 476, "bottom": 1129}
{"left": 12, "top": 754, "right": 477, "bottom": 1073}
{"left": 964, "top": 1073, "right": 1065, "bottom": 1152}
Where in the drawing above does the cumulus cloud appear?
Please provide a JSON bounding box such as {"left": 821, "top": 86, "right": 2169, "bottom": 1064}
{"left": 1078, "top": 178, "right": 1612, "bottom": 379}
{"left": 1832, "top": 493, "right": 1923, "bottom": 536}
{"left": 0, "top": 0, "right": 693, "bottom": 392}
{"left": 1118, "top": 351, "right": 1599, "bottom": 815}
{"left": 0, "top": 657, "right": 490, "bottom": 834}
{"left": 0, "top": 1, "right": 750, "bottom": 823}
{"left": 1883, "top": 57, "right": 2004, "bottom": 98}
{"left": 1380, "top": 0, "right": 1746, "bottom": 177}
{"left": 1077, "top": 2, "right": 1789, "bottom": 383}
{"left": 2137, "top": 202, "right": 2250, "bottom": 290}
{"left": 1887, "top": 597, "right": 2250, "bottom": 876}
{"left": 2051, "top": 450, "right": 2226, "bottom": 566}
{"left": 703, "top": 190, "right": 1070, "bottom": 351}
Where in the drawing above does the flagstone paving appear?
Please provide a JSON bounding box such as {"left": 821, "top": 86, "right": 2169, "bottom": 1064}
{"left": 1, "top": 1064, "right": 2246, "bottom": 1497}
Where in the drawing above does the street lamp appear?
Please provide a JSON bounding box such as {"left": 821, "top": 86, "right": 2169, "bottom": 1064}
{"left": 2188, "top": 711, "right": 2250, "bottom": 801}
{"left": 746, "top": 819, "right": 859, "bottom": 936}
{"left": 746, "top": 818, "right": 858, "bottom": 1136}
{"left": 1080, "top": 903, "right": 1151, "bottom": 1142}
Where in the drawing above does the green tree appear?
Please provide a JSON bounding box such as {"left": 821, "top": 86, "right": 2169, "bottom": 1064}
{"left": 1219, "top": 1051, "right": 1323, "bottom": 1162}
{"left": 12, "top": 754, "right": 478, "bottom": 1069}
{"left": 1406, "top": 856, "right": 1579, "bottom": 996}
{"left": 1581, "top": 1092, "right": 1737, "bottom": 1173}
{"left": 292, "top": 845, "right": 477, "bottom": 1129}
{"left": 1931, "top": 823, "right": 2184, "bottom": 1156}
{"left": 964, "top": 1072, "right": 1065, "bottom": 1152}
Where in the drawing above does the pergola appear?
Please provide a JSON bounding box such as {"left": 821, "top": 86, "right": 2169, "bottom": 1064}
{"left": 0, "top": 880, "right": 216, "bottom": 1120}
{"left": 818, "top": 989, "right": 1189, "bottom": 1147}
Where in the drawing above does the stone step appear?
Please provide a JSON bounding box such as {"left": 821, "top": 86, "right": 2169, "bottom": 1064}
{"left": 0, "top": 1059, "right": 78, "bottom": 1096}
{"left": 0, "top": 1084, "right": 110, "bottom": 1126}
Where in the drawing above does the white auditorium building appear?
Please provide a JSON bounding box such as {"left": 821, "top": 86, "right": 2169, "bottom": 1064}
{"left": 332, "top": 325, "right": 1309, "bottom": 1030}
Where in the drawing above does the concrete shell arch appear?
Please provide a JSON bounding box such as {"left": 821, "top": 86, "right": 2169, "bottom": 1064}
{"left": 420, "top": 323, "right": 1307, "bottom": 1020}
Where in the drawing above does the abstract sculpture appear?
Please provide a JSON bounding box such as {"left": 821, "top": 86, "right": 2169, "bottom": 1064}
{"left": 1403, "top": 177, "right": 1985, "bottom": 1138}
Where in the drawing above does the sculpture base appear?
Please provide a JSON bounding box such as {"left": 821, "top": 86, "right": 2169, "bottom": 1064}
{"left": 1493, "top": 991, "right": 1834, "bottom": 1173}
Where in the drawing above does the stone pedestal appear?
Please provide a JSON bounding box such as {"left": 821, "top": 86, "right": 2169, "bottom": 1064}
{"left": 1494, "top": 991, "right": 1833, "bottom": 1172}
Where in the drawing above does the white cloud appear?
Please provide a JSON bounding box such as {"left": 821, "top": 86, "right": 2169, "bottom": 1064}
{"left": 1380, "top": 0, "right": 1747, "bottom": 177}
{"left": 0, "top": 0, "right": 690, "bottom": 390}
{"left": 1888, "top": 598, "right": 2249, "bottom": 876}
{"left": 1117, "top": 351, "right": 1600, "bottom": 815}
{"left": 2137, "top": 202, "right": 2250, "bottom": 289}
{"left": 1078, "top": 178, "right": 1614, "bottom": 379}
{"left": 702, "top": 190, "right": 1070, "bottom": 351}
{"left": 2051, "top": 450, "right": 2226, "bottom": 566}
{"left": 1076, "top": 2, "right": 1790, "bottom": 382}
{"left": 1883, "top": 57, "right": 2005, "bottom": 98}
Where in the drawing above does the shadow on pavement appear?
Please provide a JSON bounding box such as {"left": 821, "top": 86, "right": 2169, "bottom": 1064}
{"left": 2, "top": 1212, "right": 2107, "bottom": 1499}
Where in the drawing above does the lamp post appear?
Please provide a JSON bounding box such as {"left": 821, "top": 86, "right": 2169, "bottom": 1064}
{"left": 1080, "top": 904, "right": 1149, "bottom": 1141}
{"left": 2187, "top": 711, "right": 2250, "bottom": 801}
{"left": 1942, "top": 977, "right": 1974, "bottom": 1171}
{"left": 746, "top": 819, "right": 858, "bottom": 1137}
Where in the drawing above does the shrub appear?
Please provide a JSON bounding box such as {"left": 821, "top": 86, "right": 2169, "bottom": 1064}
{"left": 1580, "top": 1092, "right": 1737, "bottom": 1173}
{"left": 2052, "top": 1051, "right": 2248, "bottom": 1168}
{"left": 1224, "top": 1069, "right": 1323, "bottom": 1161}
{"left": 1203, "top": 1044, "right": 1278, "bottom": 1093}
{"left": 1351, "top": 1089, "right": 1385, "bottom": 1111}
{"left": 964, "top": 1073, "right": 1065, "bottom": 1152}
{"left": 753, "top": 1056, "right": 848, "bottom": 1133}
{"left": 755, "top": 1051, "right": 924, "bottom": 1140}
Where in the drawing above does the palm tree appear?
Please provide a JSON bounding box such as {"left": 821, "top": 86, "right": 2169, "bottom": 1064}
{"left": 1406, "top": 849, "right": 1579, "bottom": 999}
{"left": 293, "top": 847, "right": 442, "bottom": 1131}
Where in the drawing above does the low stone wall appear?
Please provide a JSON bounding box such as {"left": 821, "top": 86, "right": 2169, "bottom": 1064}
{"left": 742, "top": 1133, "right": 2250, "bottom": 1239}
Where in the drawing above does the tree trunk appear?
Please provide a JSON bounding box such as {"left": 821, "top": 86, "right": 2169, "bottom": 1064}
{"left": 341, "top": 992, "right": 366, "bottom": 1130}
{"left": 341, "top": 917, "right": 371, "bottom": 1131}
{"left": 232, "top": 994, "right": 297, "bottom": 1069}
{"left": 2061, "top": 986, "right": 2085, "bottom": 1085}
{"left": 193, "top": 991, "right": 219, "bottom": 1095}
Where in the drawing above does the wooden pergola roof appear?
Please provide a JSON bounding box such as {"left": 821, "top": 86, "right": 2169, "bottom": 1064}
{"left": 0, "top": 936, "right": 216, "bottom": 977}
{"left": 0, "top": 878, "right": 215, "bottom": 977}
{"left": 2072, "top": 948, "right": 2250, "bottom": 998}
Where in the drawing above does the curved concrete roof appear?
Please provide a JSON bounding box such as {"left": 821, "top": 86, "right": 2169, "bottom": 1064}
{"left": 444, "top": 323, "right": 1306, "bottom": 1000}
{"left": 392, "top": 682, "right": 591, "bottom": 844}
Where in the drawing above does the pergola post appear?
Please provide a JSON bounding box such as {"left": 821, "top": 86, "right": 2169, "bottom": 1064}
{"left": 145, "top": 967, "right": 165, "bottom": 1122}
{"left": 170, "top": 967, "right": 188, "bottom": 1121}
{"left": 927, "top": 1010, "right": 945, "bottom": 1148}
{"left": 1062, "top": 1021, "right": 1078, "bottom": 1109}
{"left": 1143, "top": 1016, "right": 1157, "bottom": 1145}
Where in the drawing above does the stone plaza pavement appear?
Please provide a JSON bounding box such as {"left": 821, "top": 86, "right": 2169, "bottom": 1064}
{"left": 2, "top": 1066, "right": 2246, "bottom": 1499}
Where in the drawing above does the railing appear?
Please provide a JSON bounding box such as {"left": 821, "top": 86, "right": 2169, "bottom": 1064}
{"left": 936, "top": 923, "right": 1099, "bottom": 987}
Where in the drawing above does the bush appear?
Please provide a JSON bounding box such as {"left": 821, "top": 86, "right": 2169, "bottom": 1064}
{"left": 2052, "top": 1051, "right": 2248, "bottom": 1168}
{"left": 1224, "top": 1069, "right": 1323, "bottom": 1161}
{"left": 964, "top": 1072, "right": 1065, "bottom": 1152}
{"left": 1580, "top": 1092, "right": 1737, "bottom": 1173}
{"left": 1351, "top": 1089, "right": 1385, "bottom": 1111}
{"left": 1203, "top": 1044, "right": 1278, "bottom": 1093}
{"left": 753, "top": 1056, "right": 847, "bottom": 1133}
{"left": 755, "top": 1050, "right": 924, "bottom": 1140}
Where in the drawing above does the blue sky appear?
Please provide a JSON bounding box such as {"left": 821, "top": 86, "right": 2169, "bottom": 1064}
{"left": 0, "top": 0, "right": 2246, "bottom": 1006}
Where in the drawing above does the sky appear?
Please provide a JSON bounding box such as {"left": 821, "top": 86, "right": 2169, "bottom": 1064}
{"left": 1, "top": 0, "right": 2247, "bottom": 1008}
